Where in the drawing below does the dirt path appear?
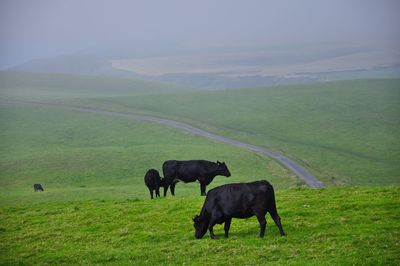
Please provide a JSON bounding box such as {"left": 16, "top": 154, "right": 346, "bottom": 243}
{"left": 0, "top": 99, "right": 324, "bottom": 188}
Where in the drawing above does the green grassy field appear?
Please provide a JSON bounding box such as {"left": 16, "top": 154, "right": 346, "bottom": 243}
{"left": 0, "top": 104, "right": 295, "bottom": 205}
{"left": 1, "top": 72, "right": 399, "bottom": 264}
{"left": 66, "top": 79, "right": 400, "bottom": 186}
{"left": 1, "top": 72, "right": 399, "bottom": 186}
{"left": 1, "top": 186, "right": 399, "bottom": 265}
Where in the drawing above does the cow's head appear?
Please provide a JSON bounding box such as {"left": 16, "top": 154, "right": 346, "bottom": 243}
{"left": 217, "top": 161, "right": 231, "bottom": 177}
{"left": 193, "top": 215, "right": 208, "bottom": 239}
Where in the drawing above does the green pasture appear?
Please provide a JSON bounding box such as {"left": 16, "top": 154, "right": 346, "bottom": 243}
{"left": 0, "top": 104, "right": 295, "bottom": 205}
{"left": 1, "top": 72, "right": 399, "bottom": 186}
{"left": 0, "top": 72, "right": 399, "bottom": 265}
{"left": 1, "top": 186, "right": 398, "bottom": 265}
{"left": 67, "top": 79, "right": 400, "bottom": 186}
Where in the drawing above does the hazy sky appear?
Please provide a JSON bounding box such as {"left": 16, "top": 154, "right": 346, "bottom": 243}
{"left": 1, "top": 0, "right": 399, "bottom": 68}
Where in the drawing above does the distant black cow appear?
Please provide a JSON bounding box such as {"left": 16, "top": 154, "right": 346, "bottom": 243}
{"left": 144, "top": 169, "right": 164, "bottom": 199}
{"left": 162, "top": 160, "right": 231, "bottom": 196}
{"left": 33, "top": 183, "right": 44, "bottom": 192}
{"left": 193, "top": 180, "right": 285, "bottom": 239}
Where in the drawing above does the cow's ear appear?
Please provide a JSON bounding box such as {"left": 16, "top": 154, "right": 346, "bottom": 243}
{"left": 217, "top": 161, "right": 221, "bottom": 165}
{"left": 193, "top": 215, "right": 200, "bottom": 222}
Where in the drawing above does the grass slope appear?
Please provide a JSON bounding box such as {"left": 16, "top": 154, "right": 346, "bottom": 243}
{"left": 69, "top": 79, "right": 400, "bottom": 186}
{"left": 1, "top": 186, "right": 398, "bottom": 265}
{"left": 0, "top": 105, "right": 295, "bottom": 205}
{"left": 0, "top": 72, "right": 398, "bottom": 265}
{"left": 0, "top": 71, "right": 190, "bottom": 100}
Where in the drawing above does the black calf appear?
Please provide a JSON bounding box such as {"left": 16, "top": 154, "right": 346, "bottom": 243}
{"left": 144, "top": 169, "right": 163, "bottom": 199}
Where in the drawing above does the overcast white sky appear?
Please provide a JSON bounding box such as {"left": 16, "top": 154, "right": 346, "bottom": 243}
{"left": 1, "top": 0, "right": 399, "bottom": 68}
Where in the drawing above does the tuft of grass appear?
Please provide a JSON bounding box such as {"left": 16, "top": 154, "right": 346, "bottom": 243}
{"left": 0, "top": 186, "right": 398, "bottom": 265}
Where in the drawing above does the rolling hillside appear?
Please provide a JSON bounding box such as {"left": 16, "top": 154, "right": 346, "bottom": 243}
{"left": 0, "top": 104, "right": 295, "bottom": 205}
{"left": 0, "top": 72, "right": 399, "bottom": 265}
{"left": 1, "top": 72, "right": 398, "bottom": 187}
{"left": 64, "top": 79, "right": 400, "bottom": 186}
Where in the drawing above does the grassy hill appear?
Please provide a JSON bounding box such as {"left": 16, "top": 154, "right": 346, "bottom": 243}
{"left": 64, "top": 79, "right": 400, "bottom": 186}
{"left": 0, "top": 104, "right": 295, "bottom": 205}
{"left": 1, "top": 72, "right": 399, "bottom": 186}
{"left": 0, "top": 71, "right": 192, "bottom": 100}
{"left": 0, "top": 72, "right": 399, "bottom": 264}
{"left": 1, "top": 186, "right": 398, "bottom": 265}
{"left": 1, "top": 72, "right": 398, "bottom": 186}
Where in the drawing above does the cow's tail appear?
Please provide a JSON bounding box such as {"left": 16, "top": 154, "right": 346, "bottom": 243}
{"left": 268, "top": 183, "right": 279, "bottom": 217}
{"left": 162, "top": 160, "right": 178, "bottom": 196}
{"left": 266, "top": 181, "right": 286, "bottom": 236}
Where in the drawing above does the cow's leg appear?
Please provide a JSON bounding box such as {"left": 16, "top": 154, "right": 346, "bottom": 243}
{"left": 208, "top": 209, "right": 222, "bottom": 239}
{"left": 170, "top": 182, "right": 176, "bottom": 196}
{"left": 224, "top": 218, "right": 232, "bottom": 238}
{"left": 269, "top": 211, "right": 285, "bottom": 236}
{"left": 255, "top": 214, "right": 267, "bottom": 238}
{"left": 200, "top": 183, "right": 206, "bottom": 196}
{"left": 155, "top": 187, "right": 160, "bottom": 198}
{"left": 163, "top": 180, "right": 170, "bottom": 197}
{"left": 149, "top": 189, "right": 154, "bottom": 199}
{"left": 209, "top": 227, "right": 216, "bottom": 239}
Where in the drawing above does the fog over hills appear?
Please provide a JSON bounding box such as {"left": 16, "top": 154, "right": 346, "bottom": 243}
{"left": 10, "top": 43, "right": 400, "bottom": 89}
{"left": 2, "top": 0, "right": 400, "bottom": 88}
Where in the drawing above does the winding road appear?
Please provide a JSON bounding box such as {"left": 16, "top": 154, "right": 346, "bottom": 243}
{"left": 0, "top": 99, "right": 324, "bottom": 188}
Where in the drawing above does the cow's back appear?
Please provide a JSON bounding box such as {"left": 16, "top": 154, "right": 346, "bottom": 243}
{"left": 163, "top": 160, "right": 216, "bottom": 183}
{"left": 204, "top": 181, "right": 273, "bottom": 218}
{"left": 180, "top": 160, "right": 215, "bottom": 182}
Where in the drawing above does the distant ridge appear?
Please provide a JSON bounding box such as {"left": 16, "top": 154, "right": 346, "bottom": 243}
{"left": 10, "top": 55, "right": 138, "bottom": 78}
{"left": 0, "top": 71, "right": 191, "bottom": 100}
{"left": 9, "top": 44, "right": 400, "bottom": 89}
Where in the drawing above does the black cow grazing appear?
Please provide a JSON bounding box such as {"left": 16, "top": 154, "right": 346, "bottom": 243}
{"left": 144, "top": 169, "right": 164, "bottom": 199}
{"left": 33, "top": 183, "right": 44, "bottom": 192}
{"left": 162, "top": 160, "right": 231, "bottom": 196}
{"left": 193, "top": 180, "right": 285, "bottom": 239}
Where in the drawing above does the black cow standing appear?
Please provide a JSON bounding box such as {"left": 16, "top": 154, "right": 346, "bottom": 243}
{"left": 193, "top": 180, "right": 285, "bottom": 239}
{"left": 144, "top": 169, "right": 164, "bottom": 199}
{"left": 162, "top": 160, "right": 231, "bottom": 196}
{"left": 33, "top": 183, "right": 44, "bottom": 192}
